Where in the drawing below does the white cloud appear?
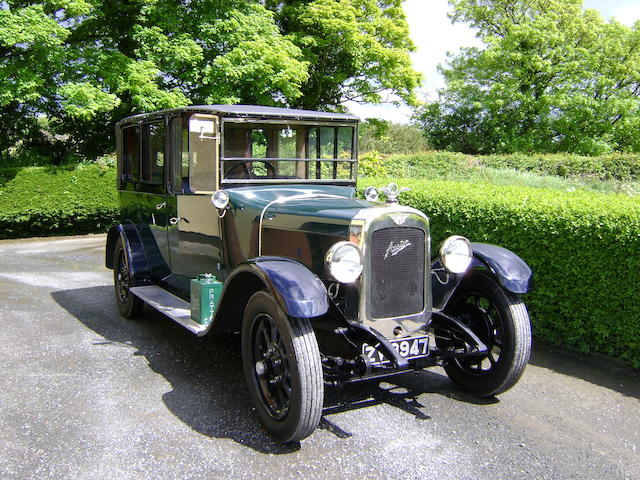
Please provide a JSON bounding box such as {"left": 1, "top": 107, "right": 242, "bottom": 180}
{"left": 610, "top": 5, "right": 640, "bottom": 25}
{"left": 584, "top": 0, "right": 640, "bottom": 25}
{"left": 344, "top": 0, "right": 480, "bottom": 123}
{"left": 343, "top": 101, "right": 413, "bottom": 123}
{"left": 404, "top": 0, "right": 481, "bottom": 95}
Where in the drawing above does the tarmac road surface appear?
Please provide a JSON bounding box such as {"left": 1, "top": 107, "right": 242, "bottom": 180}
{"left": 0, "top": 234, "right": 638, "bottom": 480}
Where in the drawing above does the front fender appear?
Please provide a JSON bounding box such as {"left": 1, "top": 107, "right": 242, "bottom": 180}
{"left": 470, "top": 243, "right": 533, "bottom": 294}
{"left": 231, "top": 257, "right": 330, "bottom": 319}
{"left": 431, "top": 243, "right": 532, "bottom": 310}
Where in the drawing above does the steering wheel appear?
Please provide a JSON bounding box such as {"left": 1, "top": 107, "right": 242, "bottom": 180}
{"left": 226, "top": 160, "right": 276, "bottom": 179}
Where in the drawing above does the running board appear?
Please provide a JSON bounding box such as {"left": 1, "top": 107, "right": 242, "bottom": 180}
{"left": 130, "top": 285, "right": 208, "bottom": 336}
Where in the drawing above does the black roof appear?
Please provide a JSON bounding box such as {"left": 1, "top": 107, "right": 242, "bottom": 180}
{"left": 117, "top": 104, "right": 359, "bottom": 126}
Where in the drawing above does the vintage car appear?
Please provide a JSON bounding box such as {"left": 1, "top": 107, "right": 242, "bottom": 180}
{"left": 105, "top": 105, "right": 533, "bottom": 442}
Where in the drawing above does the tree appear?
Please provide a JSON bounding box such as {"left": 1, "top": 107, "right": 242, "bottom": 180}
{"left": 414, "top": 0, "right": 640, "bottom": 155}
{"left": 1, "top": 1, "right": 312, "bottom": 158}
{"left": 358, "top": 119, "right": 430, "bottom": 154}
{"left": 0, "top": 1, "right": 420, "bottom": 160}
{"left": 263, "top": 0, "right": 421, "bottom": 109}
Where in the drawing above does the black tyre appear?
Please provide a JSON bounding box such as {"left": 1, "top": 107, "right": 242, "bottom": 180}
{"left": 443, "top": 271, "right": 531, "bottom": 397}
{"left": 113, "top": 237, "right": 143, "bottom": 319}
{"left": 241, "top": 291, "right": 323, "bottom": 442}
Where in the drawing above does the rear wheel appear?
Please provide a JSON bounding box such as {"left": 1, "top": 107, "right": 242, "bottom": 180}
{"left": 443, "top": 271, "right": 531, "bottom": 397}
{"left": 241, "top": 291, "right": 323, "bottom": 442}
{"left": 113, "top": 237, "right": 143, "bottom": 319}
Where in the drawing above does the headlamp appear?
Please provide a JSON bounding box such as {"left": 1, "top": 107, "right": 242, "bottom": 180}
{"left": 439, "top": 236, "right": 472, "bottom": 274}
{"left": 325, "top": 241, "right": 363, "bottom": 283}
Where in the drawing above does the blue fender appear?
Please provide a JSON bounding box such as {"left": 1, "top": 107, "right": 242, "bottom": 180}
{"left": 431, "top": 243, "right": 532, "bottom": 310}
{"left": 106, "top": 223, "right": 157, "bottom": 286}
{"left": 227, "top": 257, "right": 330, "bottom": 319}
{"left": 470, "top": 243, "right": 533, "bottom": 294}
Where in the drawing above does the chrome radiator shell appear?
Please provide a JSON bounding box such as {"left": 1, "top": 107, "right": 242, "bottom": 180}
{"left": 349, "top": 205, "right": 431, "bottom": 338}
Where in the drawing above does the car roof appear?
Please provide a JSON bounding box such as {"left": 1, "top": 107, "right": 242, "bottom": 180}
{"left": 117, "top": 105, "right": 359, "bottom": 126}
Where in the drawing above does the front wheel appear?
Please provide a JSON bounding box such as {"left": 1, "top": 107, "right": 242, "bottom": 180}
{"left": 241, "top": 291, "right": 323, "bottom": 442}
{"left": 442, "top": 271, "right": 531, "bottom": 397}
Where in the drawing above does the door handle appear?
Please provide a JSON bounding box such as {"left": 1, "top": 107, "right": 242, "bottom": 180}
{"left": 156, "top": 202, "right": 166, "bottom": 210}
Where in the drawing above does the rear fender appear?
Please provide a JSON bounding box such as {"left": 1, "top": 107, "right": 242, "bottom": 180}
{"left": 105, "top": 224, "right": 153, "bottom": 286}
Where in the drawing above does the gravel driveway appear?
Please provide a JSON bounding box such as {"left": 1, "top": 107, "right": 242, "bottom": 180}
{"left": 0, "top": 235, "right": 638, "bottom": 480}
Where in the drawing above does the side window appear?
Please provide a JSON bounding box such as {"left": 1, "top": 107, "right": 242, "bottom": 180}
{"left": 337, "top": 127, "right": 354, "bottom": 159}
{"left": 319, "top": 127, "right": 336, "bottom": 159}
{"left": 169, "top": 116, "right": 184, "bottom": 194}
{"left": 120, "top": 125, "right": 140, "bottom": 189}
{"left": 308, "top": 128, "right": 319, "bottom": 159}
{"left": 141, "top": 122, "right": 165, "bottom": 187}
{"left": 188, "top": 114, "right": 218, "bottom": 193}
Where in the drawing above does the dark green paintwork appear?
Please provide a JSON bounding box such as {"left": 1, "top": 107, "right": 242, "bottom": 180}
{"left": 222, "top": 185, "right": 370, "bottom": 277}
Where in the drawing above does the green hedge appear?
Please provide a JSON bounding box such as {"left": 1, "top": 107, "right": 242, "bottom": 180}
{"left": 0, "top": 164, "right": 118, "bottom": 239}
{"left": 366, "top": 177, "right": 640, "bottom": 368}
{"left": 3, "top": 163, "right": 639, "bottom": 367}
{"left": 374, "top": 151, "right": 640, "bottom": 182}
{"left": 478, "top": 153, "right": 640, "bottom": 181}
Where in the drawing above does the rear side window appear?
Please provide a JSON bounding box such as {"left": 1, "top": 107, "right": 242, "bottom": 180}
{"left": 119, "top": 120, "right": 166, "bottom": 193}
{"left": 141, "top": 122, "right": 165, "bottom": 186}
{"left": 121, "top": 126, "right": 140, "bottom": 188}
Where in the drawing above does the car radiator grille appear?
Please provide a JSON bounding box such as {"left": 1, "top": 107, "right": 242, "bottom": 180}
{"left": 369, "top": 227, "right": 425, "bottom": 319}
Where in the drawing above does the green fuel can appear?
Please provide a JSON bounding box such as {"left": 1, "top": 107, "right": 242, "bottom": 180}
{"left": 190, "top": 273, "right": 223, "bottom": 326}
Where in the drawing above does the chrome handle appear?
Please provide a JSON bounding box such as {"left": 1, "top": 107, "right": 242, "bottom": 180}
{"left": 156, "top": 202, "right": 166, "bottom": 210}
{"left": 170, "top": 217, "right": 188, "bottom": 225}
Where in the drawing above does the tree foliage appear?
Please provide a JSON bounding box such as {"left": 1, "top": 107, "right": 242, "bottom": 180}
{"left": 358, "top": 119, "right": 430, "bottom": 154}
{"left": 264, "top": 0, "right": 421, "bottom": 109}
{"left": 415, "top": 0, "right": 640, "bottom": 155}
{"left": 0, "top": 0, "right": 419, "bottom": 160}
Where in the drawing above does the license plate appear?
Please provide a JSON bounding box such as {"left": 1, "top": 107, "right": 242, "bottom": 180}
{"left": 362, "top": 335, "right": 429, "bottom": 366}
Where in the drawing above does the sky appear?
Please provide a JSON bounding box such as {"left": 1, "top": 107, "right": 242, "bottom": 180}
{"left": 345, "top": 0, "right": 640, "bottom": 123}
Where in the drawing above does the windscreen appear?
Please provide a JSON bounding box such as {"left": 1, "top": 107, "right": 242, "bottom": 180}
{"left": 221, "top": 121, "right": 356, "bottom": 183}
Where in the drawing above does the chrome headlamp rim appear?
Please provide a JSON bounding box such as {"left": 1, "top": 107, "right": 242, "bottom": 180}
{"left": 211, "top": 190, "right": 230, "bottom": 209}
{"left": 364, "top": 186, "right": 379, "bottom": 202}
{"left": 325, "top": 241, "right": 364, "bottom": 283}
{"left": 439, "top": 235, "right": 473, "bottom": 274}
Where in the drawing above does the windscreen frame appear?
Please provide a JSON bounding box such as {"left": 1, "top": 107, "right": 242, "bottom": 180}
{"left": 220, "top": 117, "right": 358, "bottom": 186}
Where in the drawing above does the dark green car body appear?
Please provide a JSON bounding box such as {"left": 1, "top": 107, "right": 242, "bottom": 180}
{"left": 105, "top": 105, "right": 533, "bottom": 442}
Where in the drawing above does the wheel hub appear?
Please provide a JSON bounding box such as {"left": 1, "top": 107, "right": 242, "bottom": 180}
{"left": 252, "top": 316, "right": 291, "bottom": 419}
{"left": 450, "top": 293, "right": 503, "bottom": 375}
{"left": 116, "top": 254, "right": 130, "bottom": 304}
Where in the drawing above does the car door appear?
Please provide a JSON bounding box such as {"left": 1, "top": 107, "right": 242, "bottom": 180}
{"left": 138, "top": 119, "right": 171, "bottom": 275}
{"left": 165, "top": 114, "right": 224, "bottom": 294}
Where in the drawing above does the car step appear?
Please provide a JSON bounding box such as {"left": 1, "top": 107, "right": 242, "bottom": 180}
{"left": 130, "top": 285, "right": 208, "bottom": 336}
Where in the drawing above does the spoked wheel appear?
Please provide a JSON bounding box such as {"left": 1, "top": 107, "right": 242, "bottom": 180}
{"left": 241, "top": 291, "right": 323, "bottom": 442}
{"left": 443, "top": 271, "right": 531, "bottom": 397}
{"left": 113, "top": 237, "right": 143, "bottom": 318}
